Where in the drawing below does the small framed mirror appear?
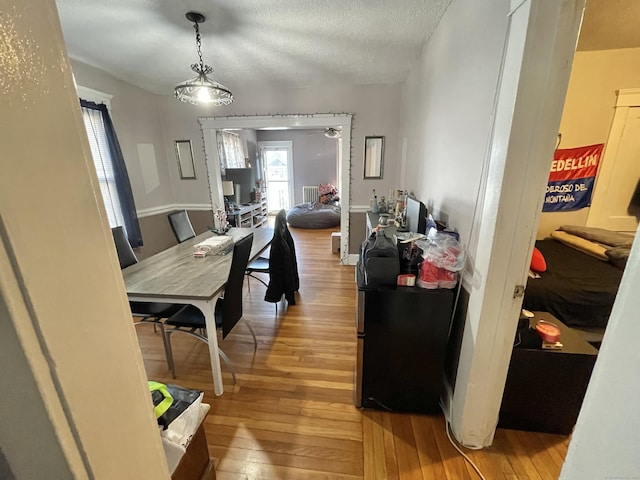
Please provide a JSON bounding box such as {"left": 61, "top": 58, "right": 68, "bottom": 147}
{"left": 364, "top": 136, "right": 384, "bottom": 179}
{"left": 175, "top": 140, "right": 196, "bottom": 179}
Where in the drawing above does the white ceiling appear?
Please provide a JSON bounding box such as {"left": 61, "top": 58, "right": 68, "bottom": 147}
{"left": 577, "top": 0, "right": 640, "bottom": 51}
{"left": 55, "top": 0, "right": 452, "bottom": 96}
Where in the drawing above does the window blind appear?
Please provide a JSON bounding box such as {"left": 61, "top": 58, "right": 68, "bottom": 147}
{"left": 81, "top": 106, "right": 126, "bottom": 229}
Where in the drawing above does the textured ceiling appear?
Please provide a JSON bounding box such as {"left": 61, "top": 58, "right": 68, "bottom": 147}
{"left": 577, "top": 0, "right": 640, "bottom": 51}
{"left": 55, "top": 0, "right": 452, "bottom": 95}
{"left": 55, "top": 0, "right": 637, "bottom": 97}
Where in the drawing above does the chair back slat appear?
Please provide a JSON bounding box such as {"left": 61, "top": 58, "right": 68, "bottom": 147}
{"left": 168, "top": 210, "right": 196, "bottom": 243}
{"left": 112, "top": 226, "right": 138, "bottom": 269}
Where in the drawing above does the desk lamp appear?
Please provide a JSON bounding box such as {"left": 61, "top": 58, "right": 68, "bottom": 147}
{"left": 222, "top": 181, "right": 235, "bottom": 211}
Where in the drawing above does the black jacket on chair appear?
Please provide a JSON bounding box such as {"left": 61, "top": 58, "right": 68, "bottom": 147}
{"left": 265, "top": 210, "right": 300, "bottom": 305}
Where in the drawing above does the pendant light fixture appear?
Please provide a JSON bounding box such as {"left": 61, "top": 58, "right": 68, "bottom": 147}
{"left": 174, "top": 11, "right": 233, "bottom": 106}
{"left": 324, "top": 127, "right": 341, "bottom": 139}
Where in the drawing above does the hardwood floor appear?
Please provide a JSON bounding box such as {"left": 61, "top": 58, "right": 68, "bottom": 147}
{"left": 136, "top": 226, "right": 570, "bottom": 479}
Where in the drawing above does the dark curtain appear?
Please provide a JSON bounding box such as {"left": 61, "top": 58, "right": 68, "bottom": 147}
{"left": 80, "top": 99, "right": 143, "bottom": 247}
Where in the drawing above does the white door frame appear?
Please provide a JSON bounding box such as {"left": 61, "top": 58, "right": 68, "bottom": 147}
{"left": 258, "top": 140, "right": 295, "bottom": 213}
{"left": 586, "top": 88, "right": 640, "bottom": 231}
{"left": 447, "top": 0, "right": 586, "bottom": 447}
{"left": 199, "top": 114, "right": 353, "bottom": 264}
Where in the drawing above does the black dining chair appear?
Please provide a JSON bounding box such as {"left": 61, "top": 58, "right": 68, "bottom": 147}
{"left": 168, "top": 209, "right": 196, "bottom": 243}
{"left": 245, "top": 245, "right": 279, "bottom": 314}
{"left": 111, "top": 226, "right": 183, "bottom": 370}
{"left": 245, "top": 249, "right": 270, "bottom": 290}
{"left": 164, "top": 233, "right": 257, "bottom": 382}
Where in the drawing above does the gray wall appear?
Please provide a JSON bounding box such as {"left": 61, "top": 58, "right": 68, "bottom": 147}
{"left": 238, "top": 129, "right": 258, "bottom": 167}
{"left": 256, "top": 129, "right": 338, "bottom": 205}
{"left": 71, "top": 60, "right": 405, "bottom": 256}
{"left": 349, "top": 211, "right": 367, "bottom": 253}
{"left": 399, "top": 0, "right": 508, "bottom": 260}
{"left": 71, "top": 60, "right": 176, "bottom": 212}
{"left": 136, "top": 210, "right": 214, "bottom": 260}
{"left": 158, "top": 83, "right": 403, "bottom": 208}
{"left": 397, "top": 0, "right": 507, "bottom": 445}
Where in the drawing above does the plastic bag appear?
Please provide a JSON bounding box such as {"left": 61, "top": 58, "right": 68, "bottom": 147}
{"left": 149, "top": 381, "right": 203, "bottom": 431}
{"left": 417, "top": 260, "right": 458, "bottom": 289}
{"left": 415, "top": 228, "right": 465, "bottom": 289}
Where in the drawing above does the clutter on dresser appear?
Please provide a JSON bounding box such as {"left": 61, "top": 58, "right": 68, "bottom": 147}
{"left": 363, "top": 195, "right": 463, "bottom": 290}
{"left": 415, "top": 227, "right": 465, "bottom": 289}
{"left": 378, "top": 195, "right": 388, "bottom": 213}
{"left": 397, "top": 234, "right": 422, "bottom": 276}
{"left": 387, "top": 189, "right": 408, "bottom": 228}
{"left": 370, "top": 189, "right": 379, "bottom": 213}
{"left": 397, "top": 273, "right": 416, "bottom": 286}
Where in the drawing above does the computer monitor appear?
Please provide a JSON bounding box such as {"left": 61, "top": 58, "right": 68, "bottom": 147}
{"left": 224, "top": 168, "right": 255, "bottom": 204}
{"left": 405, "top": 196, "right": 427, "bottom": 234}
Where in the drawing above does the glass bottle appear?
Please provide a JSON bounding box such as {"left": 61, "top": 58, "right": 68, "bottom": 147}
{"left": 371, "top": 189, "right": 379, "bottom": 213}
{"left": 378, "top": 196, "right": 387, "bottom": 213}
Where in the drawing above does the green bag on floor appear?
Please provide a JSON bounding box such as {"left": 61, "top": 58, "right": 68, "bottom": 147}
{"left": 148, "top": 381, "right": 202, "bottom": 430}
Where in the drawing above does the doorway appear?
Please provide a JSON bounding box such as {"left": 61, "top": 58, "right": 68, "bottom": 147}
{"left": 587, "top": 99, "right": 640, "bottom": 232}
{"left": 258, "top": 141, "right": 294, "bottom": 213}
{"left": 199, "top": 114, "right": 353, "bottom": 265}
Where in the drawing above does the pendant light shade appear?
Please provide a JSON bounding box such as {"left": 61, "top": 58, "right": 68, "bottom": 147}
{"left": 324, "top": 127, "right": 341, "bottom": 139}
{"left": 174, "top": 12, "right": 233, "bottom": 106}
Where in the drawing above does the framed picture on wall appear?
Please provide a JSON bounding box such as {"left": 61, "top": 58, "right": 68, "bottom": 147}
{"left": 364, "top": 136, "right": 384, "bottom": 179}
{"left": 175, "top": 140, "right": 196, "bottom": 179}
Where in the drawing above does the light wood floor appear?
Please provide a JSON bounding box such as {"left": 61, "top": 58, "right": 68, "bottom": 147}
{"left": 136, "top": 226, "right": 570, "bottom": 479}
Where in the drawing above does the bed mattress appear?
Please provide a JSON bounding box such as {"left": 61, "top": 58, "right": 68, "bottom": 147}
{"left": 522, "top": 239, "right": 624, "bottom": 329}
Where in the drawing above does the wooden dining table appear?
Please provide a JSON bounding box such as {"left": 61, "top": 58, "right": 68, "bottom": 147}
{"left": 123, "top": 227, "right": 273, "bottom": 395}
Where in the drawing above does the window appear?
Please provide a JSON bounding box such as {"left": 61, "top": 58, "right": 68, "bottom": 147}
{"left": 79, "top": 97, "right": 142, "bottom": 247}
{"left": 259, "top": 141, "right": 294, "bottom": 212}
{"left": 81, "top": 106, "right": 126, "bottom": 229}
{"left": 216, "top": 130, "right": 247, "bottom": 172}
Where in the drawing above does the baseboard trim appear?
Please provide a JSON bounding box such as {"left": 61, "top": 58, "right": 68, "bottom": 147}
{"left": 350, "top": 205, "right": 369, "bottom": 213}
{"left": 347, "top": 253, "right": 359, "bottom": 265}
{"left": 440, "top": 377, "right": 454, "bottom": 424}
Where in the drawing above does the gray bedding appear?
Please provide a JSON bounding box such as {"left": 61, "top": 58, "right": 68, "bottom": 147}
{"left": 287, "top": 202, "right": 341, "bottom": 229}
{"left": 559, "top": 225, "right": 635, "bottom": 270}
{"left": 559, "top": 225, "right": 635, "bottom": 247}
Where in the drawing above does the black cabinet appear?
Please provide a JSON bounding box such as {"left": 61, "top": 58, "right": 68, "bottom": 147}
{"left": 499, "top": 312, "right": 598, "bottom": 434}
{"left": 355, "top": 264, "right": 454, "bottom": 413}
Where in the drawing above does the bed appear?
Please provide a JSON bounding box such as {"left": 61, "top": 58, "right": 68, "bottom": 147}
{"left": 523, "top": 226, "right": 632, "bottom": 332}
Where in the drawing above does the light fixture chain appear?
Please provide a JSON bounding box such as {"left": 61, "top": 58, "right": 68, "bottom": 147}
{"left": 194, "top": 22, "right": 205, "bottom": 71}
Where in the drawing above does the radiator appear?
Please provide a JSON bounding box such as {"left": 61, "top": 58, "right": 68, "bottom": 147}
{"left": 303, "top": 185, "right": 319, "bottom": 203}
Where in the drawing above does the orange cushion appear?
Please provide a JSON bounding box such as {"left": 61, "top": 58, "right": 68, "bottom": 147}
{"left": 530, "top": 247, "right": 547, "bottom": 272}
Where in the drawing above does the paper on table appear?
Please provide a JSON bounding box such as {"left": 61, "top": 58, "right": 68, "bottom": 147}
{"left": 194, "top": 236, "right": 233, "bottom": 255}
